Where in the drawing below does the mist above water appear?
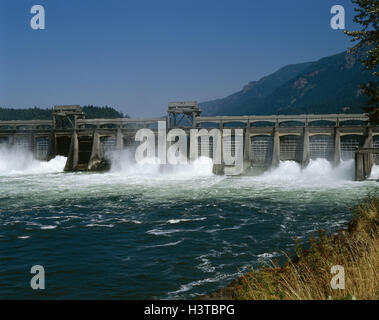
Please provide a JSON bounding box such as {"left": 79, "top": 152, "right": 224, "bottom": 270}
{"left": 0, "top": 144, "right": 374, "bottom": 186}
{"left": 0, "top": 145, "right": 66, "bottom": 176}
{"left": 108, "top": 148, "right": 214, "bottom": 179}
{"left": 369, "top": 165, "right": 379, "bottom": 180}
{"left": 255, "top": 158, "right": 355, "bottom": 187}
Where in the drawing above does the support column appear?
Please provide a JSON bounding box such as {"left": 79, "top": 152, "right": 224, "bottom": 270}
{"left": 189, "top": 129, "right": 199, "bottom": 162}
{"left": 334, "top": 127, "right": 341, "bottom": 165}
{"left": 166, "top": 133, "right": 173, "bottom": 164}
{"left": 272, "top": 126, "right": 280, "bottom": 167}
{"left": 88, "top": 130, "right": 103, "bottom": 170}
{"left": 212, "top": 122, "right": 224, "bottom": 175}
{"left": 30, "top": 132, "right": 35, "bottom": 158}
{"left": 116, "top": 128, "right": 124, "bottom": 151}
{"left": 364, "top": 127, "right": 373, "bottom": 148}
{"left": 64, "top": 130, "right": 79, "bottom": 171}
{"left": 355, "top": 151, "right": 364, "bottom": 181}
{"left": 363, "top": 152, "right": 373, "bottom": 179}
{"left": 167, "top": 112, "right": 170, "bottom": 130}
{"left": 363, "top": 127, "right": 373, "bottom": 178}
{"left": 301, "top": 127, "right": 310, "bottom": 167}
{"left": 243, "top": 123, "right": 251, "bottom": 170}
{"left": 46, "top": 131, "right": 56, "bottom": 161}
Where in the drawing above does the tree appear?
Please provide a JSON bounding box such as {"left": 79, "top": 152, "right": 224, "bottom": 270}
{"left": 0, "top": 105, "right": 126, "bottom": 121}
{"left": 344, "top": 0, "right": 378, "bottom": 123}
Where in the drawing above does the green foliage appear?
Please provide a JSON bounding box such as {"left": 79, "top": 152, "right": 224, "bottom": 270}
{"left": 0, "top": 105, "right": 127, "bottom": 121}
{"left": 345, "top": 0, "right": 378, "bottom": 75}
{"left": 0, "top": 107, "right": 52, "bottom": 120}
{"left": 81, "top": 105, "right": 126, "bottom": 119}
{"left": 344, "top": 0, "right": 379, "bottom": 123}
{"left": 360, "top": 81, "right": 379, "bottom": 123}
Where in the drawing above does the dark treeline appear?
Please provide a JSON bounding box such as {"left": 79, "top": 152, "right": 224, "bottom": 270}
{"left": 0, "top": 105, "right": 127, "bottom": 121}
{"left": 82, "top": 105, "right": 127, "bottom": 119}
{"left": 0, "top": 107, "right": 52, "bottom": 120}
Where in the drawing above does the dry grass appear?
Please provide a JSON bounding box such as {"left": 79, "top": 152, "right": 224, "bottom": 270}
{"left": 202, "top": 193, "right": 379, "bottom": 300}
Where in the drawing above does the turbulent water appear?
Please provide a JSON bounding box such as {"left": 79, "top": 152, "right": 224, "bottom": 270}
{"left": 0, "top": 146, "right": 377, "bottom": 299}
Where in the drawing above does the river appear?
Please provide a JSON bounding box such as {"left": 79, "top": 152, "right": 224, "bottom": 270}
{"left": 0, "top": 146, "right": 377, "bottom": 299}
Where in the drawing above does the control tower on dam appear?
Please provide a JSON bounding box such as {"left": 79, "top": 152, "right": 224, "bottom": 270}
{"left": 0, "top": 103, "right": 377, "bottom": 180}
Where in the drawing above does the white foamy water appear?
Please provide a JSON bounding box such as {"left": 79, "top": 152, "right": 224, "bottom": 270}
{"left": 369, "top": 165, "right": 379, "bottom": 179}
{"left": 1, "top": 147, "right": 378, "bottom": 300}
{"left": 167, "top": 217, "right": 207, "bottom": 224}
{"left": 0, "top": 146, "right": 376, "bottom": 207}
{"left": 0, "top": 145, "right": 361, "bottom": 187}
{"left": 0, "top": 145, "right": 66, "bottom": 176}
{"left": 254, "top": 158, "right": 355, "bottom": 188}
{"left": 109, "top": 149, "right": 214, "bottom": 179}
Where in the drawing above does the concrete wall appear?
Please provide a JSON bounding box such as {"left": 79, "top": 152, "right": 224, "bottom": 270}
{"left": 0, "top": 113, "right": 377, "bottom": 179}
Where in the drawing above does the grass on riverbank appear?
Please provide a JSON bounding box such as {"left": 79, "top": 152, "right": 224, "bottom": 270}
{"left": 203, "top": 193, "right": 379, "bottom": 300}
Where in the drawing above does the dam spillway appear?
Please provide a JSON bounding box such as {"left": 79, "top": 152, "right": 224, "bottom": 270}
{"left": 0, "top": 103, "right": 377, "bottom": 180}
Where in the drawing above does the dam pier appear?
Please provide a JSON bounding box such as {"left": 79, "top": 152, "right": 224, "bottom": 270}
{"left": 0, "top": 103, "right": 377, "bottom": 180}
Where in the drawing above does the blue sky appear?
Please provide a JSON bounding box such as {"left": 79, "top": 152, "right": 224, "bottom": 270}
{"left": 0, "top": 0, "right": 360, "bottom": 116}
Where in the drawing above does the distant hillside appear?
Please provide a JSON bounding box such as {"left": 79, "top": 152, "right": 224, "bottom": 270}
{"left": 0, "top": 105, "right": 126, "bottom": 121}
{"left": 81, "top": 105, "right": 126, "bottom": 119}
{"left": 201, "top": 62, "right": 313, "bottom": 116}
{"left": 200, "top": 48, "right": 377, "bottom": 116}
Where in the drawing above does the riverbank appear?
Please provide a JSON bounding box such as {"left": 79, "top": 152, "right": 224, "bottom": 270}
{"left": 201, "top": 192, "right": 379, "bottom": 300}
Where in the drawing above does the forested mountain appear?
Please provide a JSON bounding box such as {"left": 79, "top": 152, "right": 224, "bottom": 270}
{"left": 200, "top": 47, "right": 377, "bottom": 116}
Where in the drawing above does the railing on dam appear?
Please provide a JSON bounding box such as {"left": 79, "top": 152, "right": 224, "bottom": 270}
{"left": 0, "top": 113, "right": 369, "bottom": 131}
{"left": 194, "top": 114, "right": 369, "bottom": 127}
{"left": 76, "top": 118, "right": 164, "bottom": 129}
{"left": 0, "top": 120, "right": 53, "bottom": 131}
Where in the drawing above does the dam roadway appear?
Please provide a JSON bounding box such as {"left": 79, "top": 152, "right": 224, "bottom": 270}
{"left": 0, "top": 103, "right": 377, "bottom": 180}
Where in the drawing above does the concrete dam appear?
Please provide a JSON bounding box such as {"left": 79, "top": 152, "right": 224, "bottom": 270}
{"left": 0, "top": 103, "right": 377, "bottom": 180}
